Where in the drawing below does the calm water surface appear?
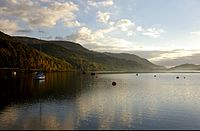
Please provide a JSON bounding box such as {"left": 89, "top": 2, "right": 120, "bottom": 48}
{"left": 1, "top": 72, "right": 200, "bottom": 129}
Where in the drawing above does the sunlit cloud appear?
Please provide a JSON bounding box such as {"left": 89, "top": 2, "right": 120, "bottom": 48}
{"left": 115, "top": 19, "right": 135, "bottom": 32}
{"left": 149, "top": 50, "right": 200, "bottom": 63}
{"left": 190, "top": 31, "right": 200, "bottom": 35}
{"left": 88, "top": 0, "right": 114, "bottom": 7}
{"left": 64, "top": 20, "right": 81, "bottom": 27}
{"left": 97, "top": 11, "right": 111, "bottom": 24}
{"left": 142, "top": 28, "right": 165, "bottom": 38}
{"left": 0, "top": 19, "right": 19, "bottom": 35}
{"left": 0, "top": 0, "right": 79, "bottom": 27}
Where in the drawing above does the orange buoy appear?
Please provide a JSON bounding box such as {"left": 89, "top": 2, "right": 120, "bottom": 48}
{"left": 112, "top": 81, "right": 116, "bottom": 86}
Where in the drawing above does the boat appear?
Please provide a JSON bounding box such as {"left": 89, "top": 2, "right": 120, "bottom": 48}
{"left": 34, "top": 72, "right": 45, "bottom": 80}
{"left": 33, "top": 38, "right": 45, "bottom": 80}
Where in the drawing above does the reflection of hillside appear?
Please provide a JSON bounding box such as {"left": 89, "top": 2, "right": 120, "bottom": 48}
{"left": 0, "top": 72, "right": 87, "bottom": 111}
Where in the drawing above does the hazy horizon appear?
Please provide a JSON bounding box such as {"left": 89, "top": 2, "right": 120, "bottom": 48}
{"left": 1, "top": 0, "right": 200, "bottom": 67}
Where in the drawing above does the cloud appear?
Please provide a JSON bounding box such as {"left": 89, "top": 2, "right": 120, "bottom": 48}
{"left": 136, "top": 26, "right": 143, "bottom": 32}
{"left": 66, "top": 26, "right": 139, "bottom": 51}
{"left": 64, "top": 20, "right": 81, "bottom": 27}
{"left": 0, "top": 0, "right": 80, "bottom": 28}
{"left": 115, "top": 19, "right": 135, "bottom": 32}
{"left": 190, "top": 31, "right": 200, "bottom": 35}
{"left": 127, "top": 50, "right": 200, "bottom": 67}
{"left": 0, "top": 19, "right": 19, "bottom": 35}
{"left": 88, "top": 0, "right": 114, "bottom": 7}
{"left": 97, "top": 11, "right": 111, "bottom": 24}
{"left": 142, "top": 28, "right": 165, "bottom": 38}
{"left": 148, "top": 49, "right": 200, "bottom": 65}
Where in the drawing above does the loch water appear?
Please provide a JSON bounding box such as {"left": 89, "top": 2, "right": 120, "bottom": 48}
{"left": 1, "top": 72, "right": 200, "bottom": 129}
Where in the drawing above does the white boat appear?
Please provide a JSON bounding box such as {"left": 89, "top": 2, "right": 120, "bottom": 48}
{"left": 34, "top": 72, "right": 45, "bottom": 80}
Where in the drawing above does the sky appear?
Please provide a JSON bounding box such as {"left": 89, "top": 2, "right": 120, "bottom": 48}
{"left": 1, "top": 0, "right": 200, "bottom": 67}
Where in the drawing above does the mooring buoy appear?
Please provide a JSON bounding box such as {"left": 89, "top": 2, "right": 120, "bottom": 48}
{"left": 91, "top": 72, "right": 95, "bottom": 76}
{"left": 112, "top": 81, "right": 116, "bottom": 86}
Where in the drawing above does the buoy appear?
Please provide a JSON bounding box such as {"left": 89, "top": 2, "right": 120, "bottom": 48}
{"left": 112, "top": 81, "right": 116, "bottom": 86}
{"left": 154, "top": 75, "right": 156, "bottom": 77}
{"left": 91, "top": 72, "right": 95, "bottom": 76}
{"left": 136, "top": 73, "right": 138, "bottom": 76}
{"left": 82, "top": 71, "right": 86, "bottom": 74}
{"left": 184, "top": 76, "right": 186, "bottom": 79}
{"left": 96, "top": 76, "right": 98, "bottom": 78}
{"left": 176, "top": 76, "right": 179, "bottom": 79}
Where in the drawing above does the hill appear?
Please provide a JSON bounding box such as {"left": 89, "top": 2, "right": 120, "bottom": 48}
{"left": 13, "top": 36, "right": 164, "bottom": 71}
{"left": 0, "top": 31, "right": 72, "bottom": 71}
{"left": 169, "top": 64, "right": 200, "bottom": 70}
{"left": 104, "top": 52, "right": 165, "bottom": 70}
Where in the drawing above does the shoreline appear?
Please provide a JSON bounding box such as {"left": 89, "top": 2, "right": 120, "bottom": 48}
{"left": 1, "top": 68, "right": 200, "bottom": 74}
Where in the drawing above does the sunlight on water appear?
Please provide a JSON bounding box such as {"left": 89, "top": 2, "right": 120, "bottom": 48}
{"left": 1, "top": 72, "right": 200, "bottom": 129}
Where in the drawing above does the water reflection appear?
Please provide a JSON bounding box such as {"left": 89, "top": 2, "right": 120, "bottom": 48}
{"left": 1, "top": 72, "right": 200, "bottom": 129}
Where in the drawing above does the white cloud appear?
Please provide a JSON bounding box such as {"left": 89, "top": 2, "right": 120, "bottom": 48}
{"left": 88, "top": 0, "right": 114, "bottom": 7}
{"left": 115, "top": 19, "right": 135, "bottom": 31}
{"left": 136, "top": 26, "right": 143, "bottom": 32}
{"left": 0, "top": 0, "right": 79, "bottom": 27}
{"left": 127, "top": 31, "right": 134, "bottom": 36}
{"left": 0, "top": 19, "right": 19, "bottom": 35}
{"left": 97, "top": 11, "right": 111, "bottom": 24}
{"left": 190, "top": 31, "right": 200, "bottom": 35}
{"left": 66, "top": 26, "right": 139, "bottom": 51}
{"left": 64, "top": 20, "right": 81, "bottom": 27}
{"left": 142, "top": 28, "right": 165, "bottom": 38}
{"left": 149, "top": 49, "right": 200, "bottom": 62}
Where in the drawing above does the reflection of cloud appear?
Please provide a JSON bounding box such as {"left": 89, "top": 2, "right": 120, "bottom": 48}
{"left": 0, "top": 107, "right": 18, "bottom": 128}
{"left": 75, "top": 79, "right": 136, "bottom": 129}
{"left": 2, "top": 73, "right": 200, "bottom": 129}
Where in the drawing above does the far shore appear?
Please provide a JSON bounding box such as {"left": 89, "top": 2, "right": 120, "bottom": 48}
{"left": 1, "top": 68, "right": 200, "bottom": 74}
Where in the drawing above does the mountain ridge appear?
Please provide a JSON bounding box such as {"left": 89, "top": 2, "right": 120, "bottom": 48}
{"left": 169, "top": 63, "right": 200, "bottom": 70}
{"left": 1, "top": 31, "right": 165, "bottom": 71}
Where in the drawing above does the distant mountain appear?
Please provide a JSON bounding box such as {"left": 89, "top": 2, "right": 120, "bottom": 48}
{"left": 169, "top": 63, "right": 200, "bottom": 70}
{"left": 0, "top": 31, "right": 165, "bottom": 71}
{"left": 13, "top": 36, "right": 164, "bottom": 71}
{"left": 104, "top": 52, "right": 165, "bottom": 70}
{"left": 0, "top": 31, "right": 72, "bottom": 71}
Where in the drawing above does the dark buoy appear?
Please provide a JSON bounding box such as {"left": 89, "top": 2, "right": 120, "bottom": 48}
{"left": 112, "top": 81, "right": 116, "bottom": 86}
{"left": 91, "top": 72, "right": 95, "bottom": 76}
{"left": 176, "top": 76, "right": 179, "bottom": 79}
{"left": 136, "top": 73, "right": 138, "bottom": 76}
{"left": 184, "top": 76, "right": 186, "bottom": 79}
{"left": 154, "top": 75, "right": 156, "bottom": 77}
